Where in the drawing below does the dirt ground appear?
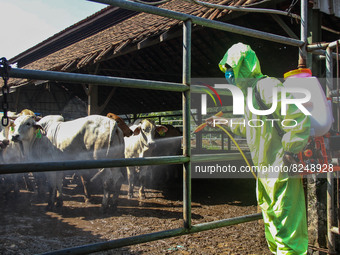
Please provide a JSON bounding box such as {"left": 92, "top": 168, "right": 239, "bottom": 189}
{"left": 0, "top": 176, "right": 272, "bottom": 255}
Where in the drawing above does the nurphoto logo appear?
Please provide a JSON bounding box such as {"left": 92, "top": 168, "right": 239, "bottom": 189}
{"left": 201, "top": 84, "right": 311, "bottom": 116}
{"left": 196, "top": 78, "right": 312, "bottom": 129}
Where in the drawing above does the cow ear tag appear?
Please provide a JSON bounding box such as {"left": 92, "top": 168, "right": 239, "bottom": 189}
{"left": 36, "top": 129, "right": 42, "bottom": 138}
{"left": 10, "top": 126, "right": 14, "bottom": 132}
{"left": 158, "top": 129, "right": 166, "bottom": 136}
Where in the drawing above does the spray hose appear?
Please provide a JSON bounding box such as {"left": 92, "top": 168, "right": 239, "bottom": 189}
{"left": 214, "top": 124, "right": 257, "bottom": 179}
{"left": 194, "top": 113, "right": 257, "bottom": 180}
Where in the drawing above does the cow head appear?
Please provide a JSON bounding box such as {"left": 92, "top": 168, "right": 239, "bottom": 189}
{"left": 133, "top": 119, "right": 168, "bottom": 152}
{"left": 107, "top": 113, "right": 133, "bottom": 137}
{"left": 11, "top": 115, "right": 43, "bottom": 144}
{"left": 0, "top": 109, "right": 39, "bottom": 149}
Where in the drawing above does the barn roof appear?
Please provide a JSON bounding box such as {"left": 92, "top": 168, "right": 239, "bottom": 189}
{"left": 10, "top": 0, "right": 264, "bottom": 75}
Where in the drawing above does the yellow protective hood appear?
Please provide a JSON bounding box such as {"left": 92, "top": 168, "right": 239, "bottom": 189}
{"left": 219, "top": 43, "right": 264, "bottom": 91}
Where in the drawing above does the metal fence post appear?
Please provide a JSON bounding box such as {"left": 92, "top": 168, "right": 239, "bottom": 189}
{"left": 298, "top": 0, "right": 308, "bottom": 68}
{"left": 326, "top": 45, "right": 336, "bottom": 254}
{"left": 182, "top": 19, "right": 192, "bottom": 229}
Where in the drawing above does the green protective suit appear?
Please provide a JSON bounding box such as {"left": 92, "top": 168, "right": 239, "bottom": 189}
{"left": 219, "top": 43, "right": 310, "bottom": 254}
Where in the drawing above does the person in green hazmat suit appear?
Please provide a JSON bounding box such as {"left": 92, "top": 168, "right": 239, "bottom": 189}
{"left": 207, "top": 43, "right": 311, "bottom": 254}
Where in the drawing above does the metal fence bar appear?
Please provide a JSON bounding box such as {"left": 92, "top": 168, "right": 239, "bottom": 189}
{"left": 307, "top": 40, "right": 340, "bottom": 51}
{"left": 326, "top": 44, "right": 337, "bottom": 254}
{"left": 0, "top": 153, "right": 250, "bottom": 174}
{"left": 8, "top": 68, "right": 188, "bottom": 92}
{"left": 0, "top": 156, "right": 189, "bottom": 175}
{"left": 311, "top": 50, "right": 340, "bottom": 59}
{"left": 329, "top": 40, "right": 340, "bottom": 49}
{"left": 38, "top": 212, "right": 262, "bottom": 255}
{"left": 191, "top": 153, "right": 251, "bottom": 163}
{"left": 89, "top": 0, "right": 304, "bottom": 47}
{"left": 182, "top": 19, "right": 192, "bottom": 229}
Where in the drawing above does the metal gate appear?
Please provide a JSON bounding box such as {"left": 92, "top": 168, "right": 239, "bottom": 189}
{"left": 0, "top": 0, "right": 339, "bottom": 254}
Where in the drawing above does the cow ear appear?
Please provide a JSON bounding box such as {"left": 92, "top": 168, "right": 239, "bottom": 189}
{"left": 34, "top": 124, "right": 42, "bottom": 130}
{"left": 34, "top": 116, "right": 42, "bottom": 121}
{"left": 133, "top": 127, "right": 141, "bottom": 136}
{"left": 156, "top": 125, "right": 168, "bottom": 135}
{"left": 8, "top": 115, "right": 18, "bottom": 120}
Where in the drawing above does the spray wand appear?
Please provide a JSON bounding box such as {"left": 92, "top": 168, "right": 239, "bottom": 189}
{"left": 193, "top": 112, "right": 257, "bottom": 179}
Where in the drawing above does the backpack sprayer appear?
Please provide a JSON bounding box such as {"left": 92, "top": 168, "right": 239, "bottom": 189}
{"left": 283, "top": 68, "right": 340, "bottom": 175}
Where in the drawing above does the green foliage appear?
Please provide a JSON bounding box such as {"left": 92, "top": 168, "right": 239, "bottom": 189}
{"left": 138, "top": 110, "right": 182, "bottom": 126}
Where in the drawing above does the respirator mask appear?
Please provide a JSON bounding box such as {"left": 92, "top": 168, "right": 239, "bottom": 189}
{"left": 225, "top": 68, "right": 235, "bottom": 85}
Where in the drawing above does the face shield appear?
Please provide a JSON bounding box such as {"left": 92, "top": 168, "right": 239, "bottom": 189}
{"left": 225, "top": 68, "right": 235, "bottom": 85}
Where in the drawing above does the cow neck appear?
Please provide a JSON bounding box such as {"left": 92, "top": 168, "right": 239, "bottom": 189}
{"left": 139, "top": 130, "right": 148, "bottom": 149}
{"left": 19, "top": 138, "right": 33, "bottom": 162}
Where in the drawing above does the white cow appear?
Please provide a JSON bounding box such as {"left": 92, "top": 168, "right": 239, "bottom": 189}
{"left": 37, "top": 115, "right": 125, "bottom": 211}
{"left": 0, "top": 109, "right": 37, "bottom": 146}
{"left": 11, "top": 115, "right": 64, "bottom": 210}
{"left": 0, "top": 110, "right": 34, "bottom": 199}
{"left": 124, "top": 119, "right": 167, "bottom": 199}
{"left": 0, "top": 111, "right": 17, "bottom": 150}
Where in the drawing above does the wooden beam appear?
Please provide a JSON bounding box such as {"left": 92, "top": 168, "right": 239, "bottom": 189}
{"left": 49, "top": 85, "right": 63, "bottom": 112}
{"left": 270, "top": 14, "right": 299, "bottom": 40}
{"left": 98, "top": 87, "right": 116, "bottom": 114}
{"left": 14, "top": 88, "right": 21, "bottom": 112}
{"left": 87, "top": 85, "right": 99, "bottom": 115}
{"left": 87, "top": 64, "right": 100, "bottom": 115}
{"left": 137, "top": 29, "right": 182, "bottom": 50}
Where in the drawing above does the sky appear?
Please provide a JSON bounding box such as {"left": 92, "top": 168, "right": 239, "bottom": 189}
{"left": 0, "top": 0, "right": 105, "bottom": 60}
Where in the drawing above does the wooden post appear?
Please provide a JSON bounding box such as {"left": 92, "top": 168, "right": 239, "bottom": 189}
{"left": 88, "top": 84, "right": 99, "bottom": 115}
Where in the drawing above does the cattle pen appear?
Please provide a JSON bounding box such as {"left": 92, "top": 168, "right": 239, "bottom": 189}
{"left": 1, "top": 0, "right": 340, "bottom": 254}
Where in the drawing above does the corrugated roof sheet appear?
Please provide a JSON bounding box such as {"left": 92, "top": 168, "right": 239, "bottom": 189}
{"left": 314, "top": 0, "right": 340, "bottom": 18}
